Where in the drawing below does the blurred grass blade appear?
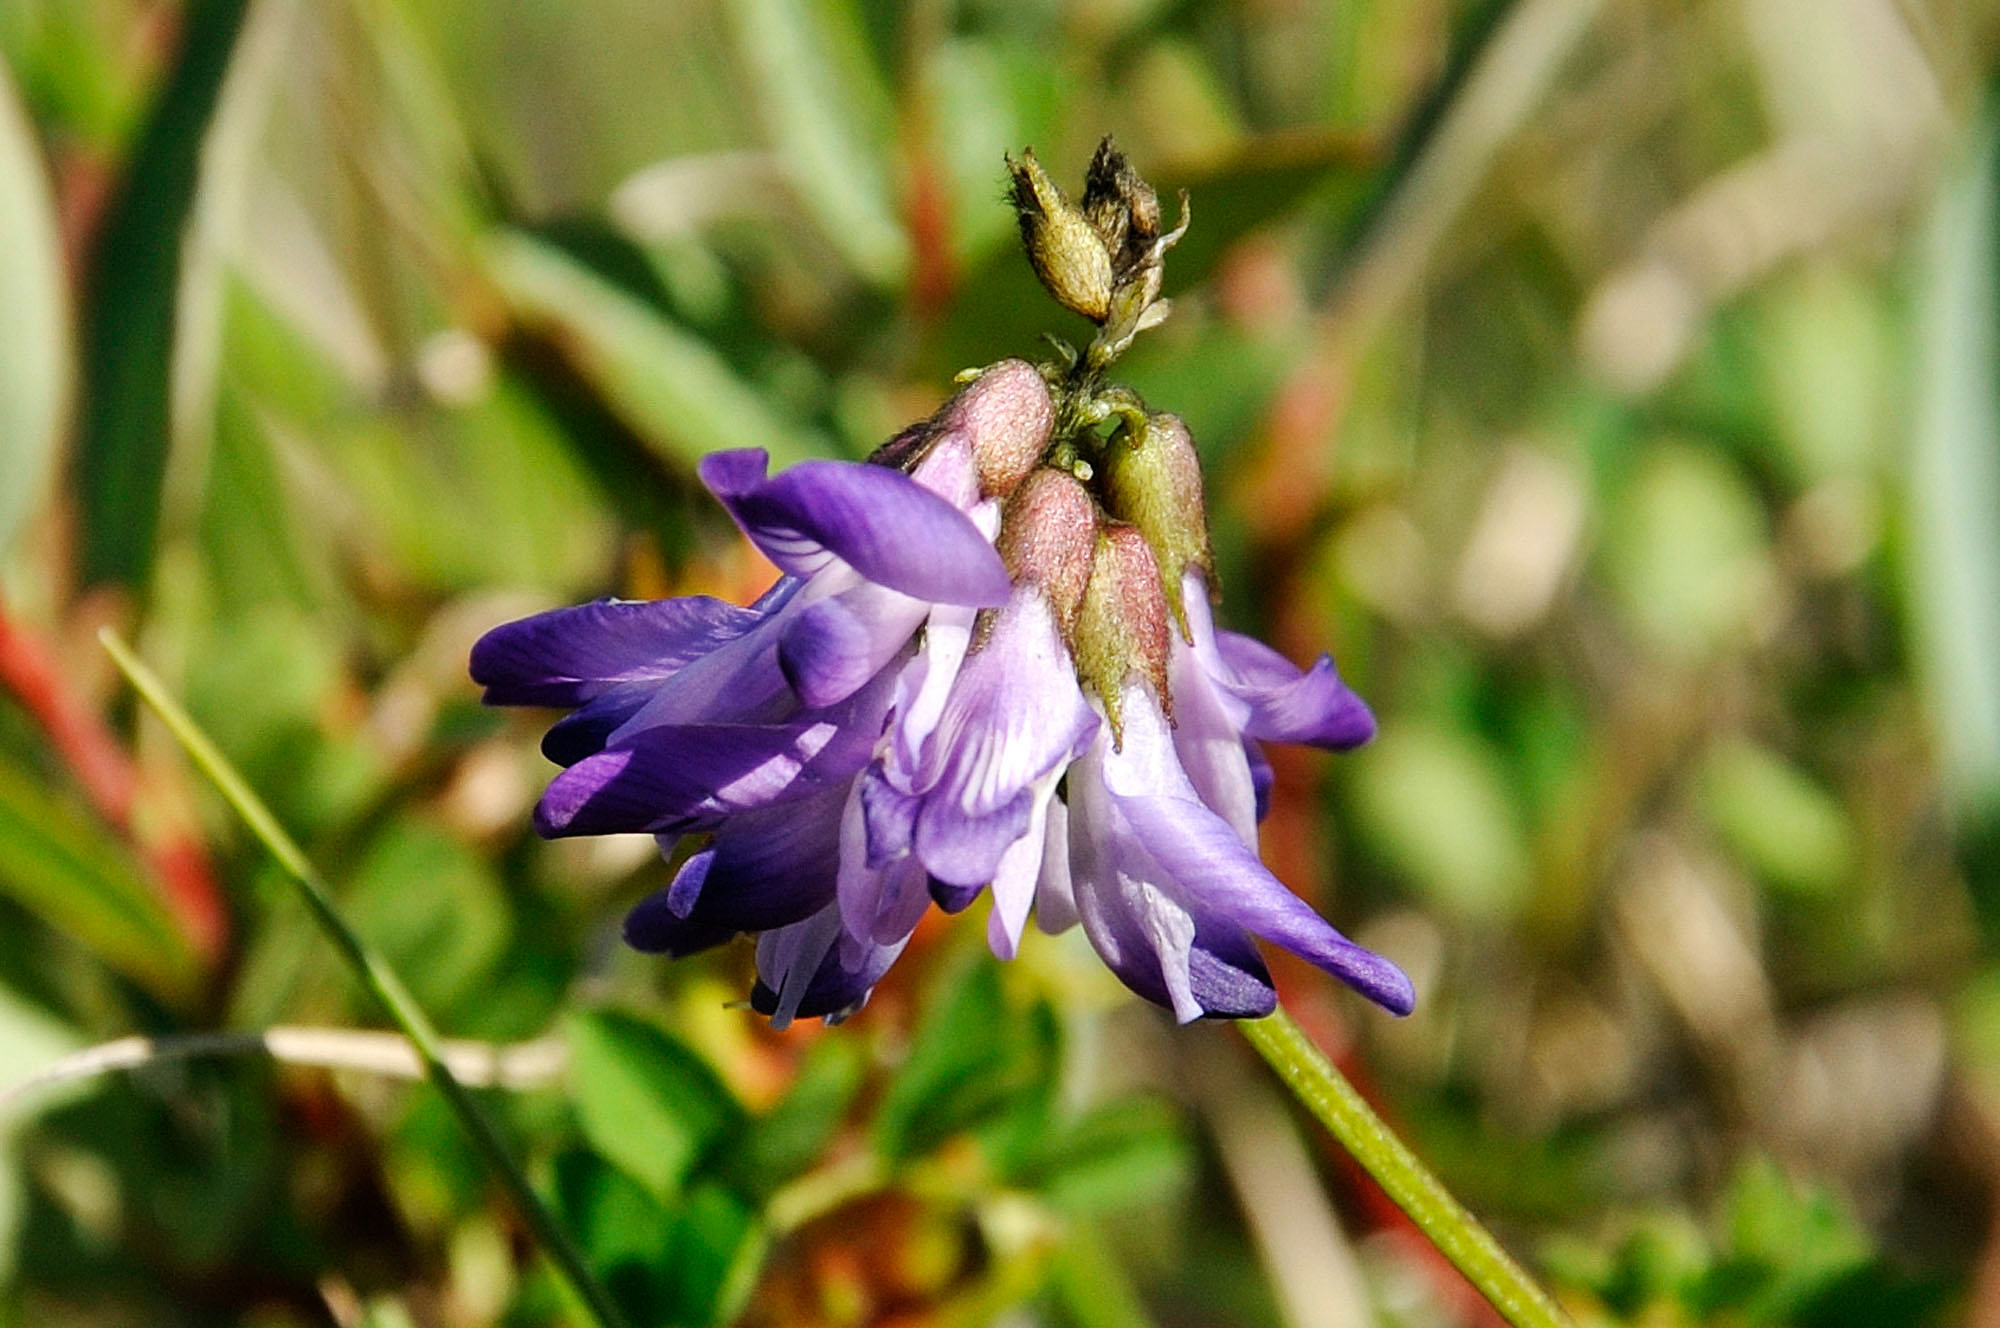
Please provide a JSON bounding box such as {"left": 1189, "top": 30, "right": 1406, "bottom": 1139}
{"left": 72, "top": 0, "right": 251, "bottom": 591}
{"left": 723, "top": 0, "right": 909, "bottom": 288}
{"left": 0, "top": 59, "right": 72, "bottom": 556}
{"left": 97, "top": 628, "right": 632, "bottom": 1328}
{"left": 0, "top": 757, "right": 197, "bottom": 1004}
{"left": 483, "top": 229, "right": 828, "bottom": 469}
{"left": 1908, "top": 117, "right": 2000, "bottom": 815}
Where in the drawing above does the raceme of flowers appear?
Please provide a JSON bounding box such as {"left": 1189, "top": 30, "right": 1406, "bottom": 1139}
{"left": 471, "top": 359, "right": 1414, "bottom": 1028}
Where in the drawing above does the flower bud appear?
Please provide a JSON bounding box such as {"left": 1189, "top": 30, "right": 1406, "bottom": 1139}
{"left": 1100, "top": 411, "right": 1213, "bottom": 636}
{"left": 870, "top": 359, "right": 1053, "bottom": 500}
{"left": 1073, "top": 523, "right": 1172, "bottom": 742}
{"left": 1081, "top": 137, "right": 1161, "bottom": 281}
{"left": 1007, "top": 149, "right": 1115, "bottom": 324}
{"left": 997, "top": 467, "right": 1097, "bottom": 633}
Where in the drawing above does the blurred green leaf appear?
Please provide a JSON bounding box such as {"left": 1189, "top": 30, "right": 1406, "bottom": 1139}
{"left": 485, "top": 229, "right": 830, "bottom": 472}
{"left": 1014, "top": 1098, "right": 1191, "bottom": 1217}
{"left": 345, "top": 818, "right": 509, "bottom": 1016}
{"left": 1601, "top": 440, "right": 1771, "bottom": 662}
{"left": 723, "top": 0, "right": 909, "bottom": 287}
{"left": 1347, "top": 718, "right": 1531, "bottom": 921}
{"left": 724, "top": 1034, "right": 866, "bottom": 1197}
{"left": 874, "top": 951, "right": 1041, "bottom": 1161}
{"left": 565, "top": 1009, "right": 743, "bottom": 1202}
{"left": 0, "top": 58, "right": 70, "bottom": 556}
{"left": 1699, "top": 741, "right": 1855, "bottom": 898}
{"left": 0, "top": 758, "right": 197, "bottom": 1003}
{"left": 71, "top": 0, "right": 250, "bottom": 590}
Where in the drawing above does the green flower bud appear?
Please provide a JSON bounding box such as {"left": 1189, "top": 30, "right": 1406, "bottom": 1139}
{"left": 1100, "top": 411, "right": 1213, "bottom": 637}
{"left": 1006, "top": 148, "right": 1115, "bottom": 324}
{"left": 1073, "top": 523, "right": 1172, "bottom": 743}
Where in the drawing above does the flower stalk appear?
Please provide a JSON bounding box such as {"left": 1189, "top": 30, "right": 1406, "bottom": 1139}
{"left": 1240, "top": 1007, "right": 1572, "bottom": 1328}
{"left": 98, "top": 629, "right": 633, "bottom": 1328}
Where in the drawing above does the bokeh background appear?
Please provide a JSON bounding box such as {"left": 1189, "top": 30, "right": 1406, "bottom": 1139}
{"left": 2, "top": 0, "right": 1999, "bottom": 1324}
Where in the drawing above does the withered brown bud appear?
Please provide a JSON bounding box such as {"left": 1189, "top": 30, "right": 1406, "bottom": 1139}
{"left": 870, "top": 359, "right": 1053, "bottom": 499}
{"left": 997, "top": 468, "right": 1097, "bottom": 634}
{"left": 1100, "top": 411, "right": 1213, "bottom": 637}
{"left": 1074, "top": 523, "right": 1172, "bottom": 743}
{"left": 1006, "top": 149, "right": 1114, "bottom": 324}
{"left": 1081, "top": 137, "right": 1162, "bottom": 282}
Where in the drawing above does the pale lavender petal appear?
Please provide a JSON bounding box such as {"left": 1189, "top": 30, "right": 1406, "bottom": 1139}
{"left": 1167, "top": 629, "right": 1259, "bottom": 847}
{"left": 986, "top": 781, "right": 1055, "bottom": 959}
{"left": 1033, "top": 796, "right": 1078, "bottom": 935}
{"left": 900, "top": 591, "right": 1099, "bottom": 887}
{"left": 698, "top": 448, "right": 1011, "bottom": 607}
{"left": 779, "top": 580, "right": 929, "bottom": 709}
{"left": 471, "top": 595, "right": 767, "bottom": 708}
{"left": 836, "top": 780, "right": 931, "bottom": 946}
{"left": 1103, "top": 722, "right": 1412, "bottom": 1016}
{"left": 1180, "top": 570, "right": 1374, "bottom": 752}
{"left": 1212, "top": 630, "right": 1376, "bottom": 750}
{"left": 1085, "top": 684, "right": 1414, "bottom": 1017}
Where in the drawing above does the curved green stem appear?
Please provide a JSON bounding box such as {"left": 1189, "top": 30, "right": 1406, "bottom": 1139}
{"left": 1239, "top": 1007, "right": 1571, "bottom": 1328}
{"left": 100, "top": 629, "right": 631, "bottom": 1328}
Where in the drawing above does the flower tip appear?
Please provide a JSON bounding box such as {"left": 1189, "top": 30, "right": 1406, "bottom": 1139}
{"left": 696, "top": 447, "right": 771, "bottom": 500}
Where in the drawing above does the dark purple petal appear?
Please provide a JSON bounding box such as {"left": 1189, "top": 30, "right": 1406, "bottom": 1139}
{"left": 624, "top": 876, "right": 736, "bottom": 957}
{"left": 1212, "top": 631, "right": 1376, "bottom": 751}
{"left": 1184, "top": 920, "right": 1278, "bottom": 1019}
{"left": 670, "top": 788, "right": 847, "bottom": 931}
{"left": 750, "top": 905, "right": 907, "bottom": 1028}
{"left": 1244, "top": 740, "right": 1274, "bottom": 824}
{"left": 471, "top": 596, "right": 767, "bottom": 708}
{"left": 859, "top": 766, "right": 919, "bottom": 867}
{"left": 540, "top": 687, "right": 651, "bottom": 766}
{"left": 535, "top": 709, "right": 875, "bottom": 837}
{"left": 699, "top": 449, "right": 1011, "bottom": 607}
{"left": 927, "top": 875, "right": 983, "bottom": 914}
{"left": 779, "top": 582, "right": 928, "bottom": 709}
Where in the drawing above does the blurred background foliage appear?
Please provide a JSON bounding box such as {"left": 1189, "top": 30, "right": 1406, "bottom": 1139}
{"left": 1, "top": 0, "right": 1999, "bottom": 1324}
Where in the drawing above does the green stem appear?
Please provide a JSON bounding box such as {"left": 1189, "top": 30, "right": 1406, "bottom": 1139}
{"left": 100, "top": 629, "right": 632, "bottom": 1328}
{"left": 1239, "top": 1007, "right": 1571, "bottom": 1328}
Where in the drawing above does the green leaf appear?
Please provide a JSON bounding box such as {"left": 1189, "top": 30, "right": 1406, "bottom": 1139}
{"left": 1346, "top": 718, "right": 1532, "bottom": 921}
{"left": 723, "top": 0, "right": 909, "bottom": 287}
{"left": 345, "top": 818, "right": 510, "bottom": 1017}
{"left": 873, "top": 950, "right": 1042, "bottom": 1161}
{"left": 0, "top": 58, "right": 71, "bottom": 556}
{"left": 72, "top": 0, "right": 251, "bottom": 590}
{"left": 1698, "top": 741, "right": 1855, "bottom": 898}
{"left": 724, "top": 1034, "right": 866, "bottom": 1197}
{"left": 0, "top": 757, "right": 197, "bottom": 1002}
{"left": 565, "top": 1009, "right": 743, "bottom": 1202}
{"left": 484, "top": 229, "right": 830, "bottom": 471}
{"left": 1600, "top": 440, "right": 1772, "bottom": 662}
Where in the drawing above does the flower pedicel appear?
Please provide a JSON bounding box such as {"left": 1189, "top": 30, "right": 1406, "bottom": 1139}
{"left": 471, "top": 141, "right": 1414, "bottom": 1027}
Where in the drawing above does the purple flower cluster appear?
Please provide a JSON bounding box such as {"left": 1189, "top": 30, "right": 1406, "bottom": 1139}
{"left": 472, "top": 362, "right": 1413, "bottom": 1027}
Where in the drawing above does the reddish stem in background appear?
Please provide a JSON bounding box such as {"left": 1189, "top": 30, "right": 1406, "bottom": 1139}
{"left": 0, "top": 595, "right": 229, "bottom": 965}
